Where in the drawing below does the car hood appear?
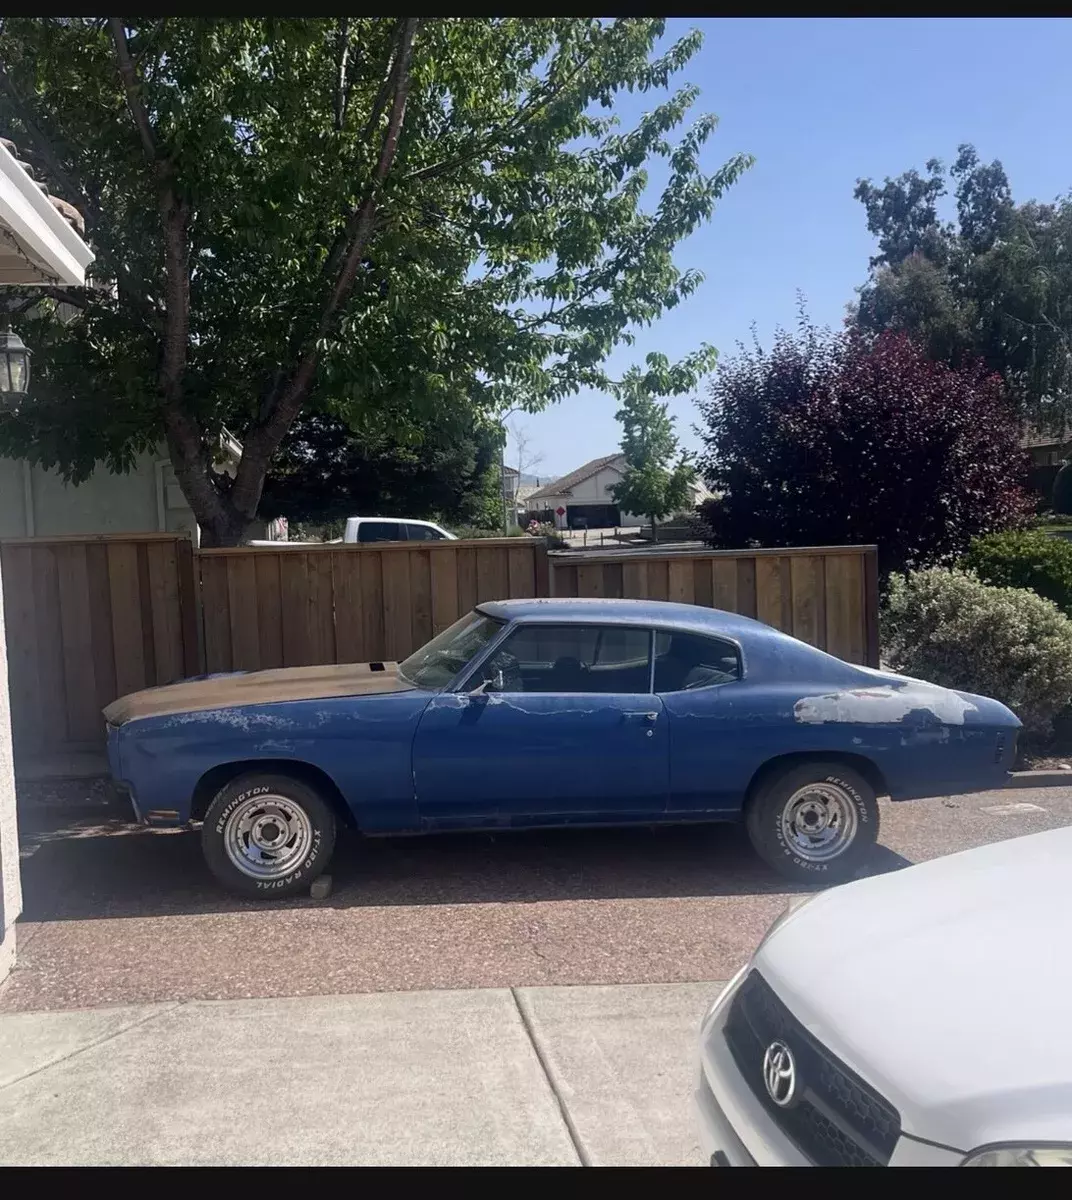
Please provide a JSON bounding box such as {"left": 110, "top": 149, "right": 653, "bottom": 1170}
{"left": 104, "top": 661, "right": 416, "bottom": 726}
{"left": 755, "top": 826, "right": 1072, "bottom": 1152}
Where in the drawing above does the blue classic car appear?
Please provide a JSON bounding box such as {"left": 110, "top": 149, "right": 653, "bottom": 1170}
{"left": 104, "top": 598, "right": 1021, "bottom": 897}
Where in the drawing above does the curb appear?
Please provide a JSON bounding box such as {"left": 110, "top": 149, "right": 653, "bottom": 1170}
{"left": 1006, "top": 770, "right": 1072, "bottom": 789}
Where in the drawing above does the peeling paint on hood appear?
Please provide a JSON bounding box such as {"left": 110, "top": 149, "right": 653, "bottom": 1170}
{"left": 103, "top": 661, "right": 416, "bottom": 726}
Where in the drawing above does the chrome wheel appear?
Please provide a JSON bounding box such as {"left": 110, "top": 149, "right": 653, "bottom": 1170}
{"left": 222, "top": 794, "right": 313, "bottom": 880}
{"left": 780, "top": 782, "right": 858, "bottom": 862}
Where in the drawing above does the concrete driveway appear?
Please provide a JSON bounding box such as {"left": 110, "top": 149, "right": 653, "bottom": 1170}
{"left": 0, "top": 982, "right": 718, "bottom": 1166}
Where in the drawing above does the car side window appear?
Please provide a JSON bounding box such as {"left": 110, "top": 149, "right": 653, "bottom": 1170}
{"left": 405, "top": 523, "right": 443, "bottom": 541}
{"left": 477, "top": 624, "right": 652, "bottom": 695}
{"left": 358, "top": 521, "right": 404, "bottom": 543}
{"left": 653, "top": 631, "right": 741, "bottom": 693}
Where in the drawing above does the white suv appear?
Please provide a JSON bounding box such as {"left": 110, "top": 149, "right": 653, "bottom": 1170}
{"left": 342, "top": 517, "right": 457, "bottom": 544}
{"left": 696, "top": 825, "right": 1072, "bottom": 1167}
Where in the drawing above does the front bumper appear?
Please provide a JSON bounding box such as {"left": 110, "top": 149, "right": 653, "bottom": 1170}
{"left": 695, "top": 968, "right": 963, "bottom": 1166}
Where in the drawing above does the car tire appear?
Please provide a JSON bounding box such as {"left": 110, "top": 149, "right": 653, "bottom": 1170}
{"left": 201, "top": 772, "right": 336, "bottom": 899}
{"left": 745, "top": 760, "right": 879, "bottom": 885}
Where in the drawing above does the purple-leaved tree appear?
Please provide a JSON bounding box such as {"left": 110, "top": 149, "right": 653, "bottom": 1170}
{"left": 696, "top": 325, "right": 1031, "bottom": 576}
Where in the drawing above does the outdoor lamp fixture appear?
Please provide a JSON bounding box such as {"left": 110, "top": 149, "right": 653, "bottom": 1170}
{"left": 0, "top": 326, "right": 30, "bottom": 406}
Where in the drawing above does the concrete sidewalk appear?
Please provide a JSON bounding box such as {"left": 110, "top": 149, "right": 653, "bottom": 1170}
{"left": 0, "top": 981, "right": 719, "bottom": 1166}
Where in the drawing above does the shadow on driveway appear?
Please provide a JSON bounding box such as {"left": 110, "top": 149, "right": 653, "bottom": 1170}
{"left": 17, "top": 794, "right": 912, "bottom": 924}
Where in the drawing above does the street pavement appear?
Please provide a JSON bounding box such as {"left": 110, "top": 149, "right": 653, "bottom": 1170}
{"left": 4, "top": 782, "right": 1071, "bottom": 1013}
{"left": 0, "top": 982, "right": 718, "bottom": 1166}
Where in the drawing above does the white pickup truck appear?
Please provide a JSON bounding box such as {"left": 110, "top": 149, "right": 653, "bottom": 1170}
{"left": 249, "top": 517, "right": 457, "bottom": 547}
{"left": 342, "top": 517, "right": 456, "bottom": 543}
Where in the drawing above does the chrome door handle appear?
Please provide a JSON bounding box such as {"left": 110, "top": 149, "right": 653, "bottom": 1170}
{"left": 623, "top": 711, "right": 659, "bottom": 722}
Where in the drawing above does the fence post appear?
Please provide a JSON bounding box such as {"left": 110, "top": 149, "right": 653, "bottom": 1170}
{"left": 177, "top": 534, "right": 205, "bottom": 675}
{"left": 863, "top": 545, "right": 880, "bottom": 667}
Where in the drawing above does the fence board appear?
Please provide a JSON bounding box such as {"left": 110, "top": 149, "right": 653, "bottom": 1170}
{"left": 360, "top": 551, "right": 386, "bottom": 661}
{"left": 410, "top": 549, "right": 433, "bottom": 650}
{"left": 146, "top": 540, "right": 185, "bottom": 684}
{"left": 280, "top": 553, "right": 314, "bottom": 667}
{"left": 56, "top": 545, "right": 98, "bottom": 743}
{"left": 106, "top": 543, "right": 145, "bottom": 700}
{"left": 710, "top": 558, "right": 737, "bottom": 612}
{"left": 85, "top": 543, "right": 118, "bottom": 721}
{"left": 333, "top": 551, "right": 364, "bottom": 663}
{"left": 200, "top": 556, "right": 232, "bottom": 674}
{"left": 789, "top": 555, "right": 823, "bottom": 649}
{"left": 381, "top": 550, "right": 413, "bottom": 661}
{"left": 667, "top": 559, "right": 694, "bottom": 605}
{"left": 226, "top": 554, "right": 261, "bottom": 672}
{"left": 254, "top": 552, "right": 284, "bottom": 669}
{"left": 430, "top": 550, "right": 459, "bottom": 636}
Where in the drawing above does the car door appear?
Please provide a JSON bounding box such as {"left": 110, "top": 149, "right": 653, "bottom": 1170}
{"left": 357, "top": 520, "right": 405, "bottom": 543}
{"left": 411, "top": 622, "right": 669, "bottom": 825}
{"left": 654, "top": 629, "right": 748, "bottom": 816}
{"left": 404, "top": 522, "right": 447, "bottom": 541}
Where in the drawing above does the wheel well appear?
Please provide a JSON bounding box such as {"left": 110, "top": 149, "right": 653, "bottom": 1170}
{"left": 190, "top": 759, "right": 356, "bottom": 828}
{"left": 745, "top": 751, "right": 888, "bottom": 806}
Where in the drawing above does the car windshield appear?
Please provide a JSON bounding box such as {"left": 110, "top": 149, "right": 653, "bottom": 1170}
{"left": 398, "top": 611, "right": 504, "bottom": 689}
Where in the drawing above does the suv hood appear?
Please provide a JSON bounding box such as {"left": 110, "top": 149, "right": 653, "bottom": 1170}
{"left": 756, "top": 826, "right": 1072, "bottom": 1152}
{"left": 104, "top": 661, "right": 415, "bottom": 726}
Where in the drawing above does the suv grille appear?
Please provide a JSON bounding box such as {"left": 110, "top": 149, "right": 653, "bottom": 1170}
{"left": 723, "top": 971, "right": 901, "bottom": 1167}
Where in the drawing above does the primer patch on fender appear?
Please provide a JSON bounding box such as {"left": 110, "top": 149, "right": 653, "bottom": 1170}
{"left": 794, "top": 686, "right": 978, "bottom": 726}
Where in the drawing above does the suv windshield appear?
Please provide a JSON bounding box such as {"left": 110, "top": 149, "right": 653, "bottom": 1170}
{"left": 398, "top": 611, "right": 504, "bottom": 689}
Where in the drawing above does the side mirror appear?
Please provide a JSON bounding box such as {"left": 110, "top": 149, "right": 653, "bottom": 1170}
{"left": 469, "top": 669, "right": 504, "bottom": 696}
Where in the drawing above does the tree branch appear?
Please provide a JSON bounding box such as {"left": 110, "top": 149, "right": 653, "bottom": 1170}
{"left": 403, "top": 37, "right": 603, "bottom": 186}
{"left": 108, "top": 18, "right": 160, "bottom": 164}
{"left": 228, "top": 16, "right": 420, "bottom": 521}
{"left": 333, "top": 16, "right": 350, "bottom": 132}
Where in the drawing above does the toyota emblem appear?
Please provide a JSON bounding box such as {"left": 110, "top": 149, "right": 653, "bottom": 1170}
{"left": 762, "top": 1040, "right": 798, "bottom": 1107}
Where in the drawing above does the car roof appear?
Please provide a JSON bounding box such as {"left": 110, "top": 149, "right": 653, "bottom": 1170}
{"left": 475, "top": 597, "right": 873, "bottom": 685}
{"left": 477, "top": 597, "right": 772, "bottom": 638}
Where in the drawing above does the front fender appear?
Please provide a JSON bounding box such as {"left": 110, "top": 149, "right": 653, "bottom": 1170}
{"left": 112, "top": 691, "right": 432, "bottom": 830}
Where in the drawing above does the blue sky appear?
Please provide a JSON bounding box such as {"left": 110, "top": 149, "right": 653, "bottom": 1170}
{"left": 511, "top": 16, "right": 1072, "bottom": 481}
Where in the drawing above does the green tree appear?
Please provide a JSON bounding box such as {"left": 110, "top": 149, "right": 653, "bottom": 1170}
{"left": 259, "top": 409, "right": 502, "bottom": 529}
{"left": 609, "top": 363, "right": 695, "bottom": 539}
{"left": 0, "top": 17, "right": 751, "bottom": 544}
{"left": 851, "top": 144, "right": 1072, "bottom": 425}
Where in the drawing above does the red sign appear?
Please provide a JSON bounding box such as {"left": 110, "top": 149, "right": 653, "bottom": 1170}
{"left": 555, "top": 506, "right": 566, "bottom": 517}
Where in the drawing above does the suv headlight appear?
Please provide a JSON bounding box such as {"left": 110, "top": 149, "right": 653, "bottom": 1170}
{"left": 963, "top": 1145, "right": 1072, "bottom": 1167}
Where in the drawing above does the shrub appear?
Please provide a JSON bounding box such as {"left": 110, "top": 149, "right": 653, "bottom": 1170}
{"left": 963, "top": 530, "right": 1072, "bottom": 617}
{"left": 882, "top": 567, "right": 1072, "bottom": 738}
{"left": 1053, "top": 461, "right": 1072, "bottom": 515}
{"left": 449, "top": 524, "right": 525, "bottom": 539}
{"left": 696, "top": 325, "right": 1031, "bottom": 575}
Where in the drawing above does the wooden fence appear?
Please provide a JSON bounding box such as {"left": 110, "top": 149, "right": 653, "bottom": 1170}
{"left": 0, "top": 534, "right": 200, "bottom": 756}
{"left": 551, "top": 545, "right": 879, "bottom": 667}
{"left": 198, "top": 539, "right": 549, "bottom": 675}
{"left": 0, "top": 533, "right": 877, "bottom": 762}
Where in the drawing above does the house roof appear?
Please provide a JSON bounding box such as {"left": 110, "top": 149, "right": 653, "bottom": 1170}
{"left": 526, "top": 453, "right": 623, "bottom": 502}
{"left": 1022, "top": 426, "right": 1072, "bottom": 450}
{"left": 0, "top": 134, "right": 93, "bottom": 287}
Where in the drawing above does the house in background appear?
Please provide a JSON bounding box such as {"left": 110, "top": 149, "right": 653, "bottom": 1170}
{"left": 0, "top": 431, "right": 283, "bottom": 545}
{"left": 524, "top": 452, "right": 713, "bottom": 529}
{"left": 1021, "top": 425, "right": 1072, "bottom": 508}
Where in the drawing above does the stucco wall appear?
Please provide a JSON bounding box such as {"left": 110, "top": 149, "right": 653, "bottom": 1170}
{"left": 0, "top": 553, "right": 21, "bottom": 986}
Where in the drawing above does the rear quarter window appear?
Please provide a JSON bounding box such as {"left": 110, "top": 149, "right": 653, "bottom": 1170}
{"left": 653, "top": 630, "right": 742, "bottom": 692}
